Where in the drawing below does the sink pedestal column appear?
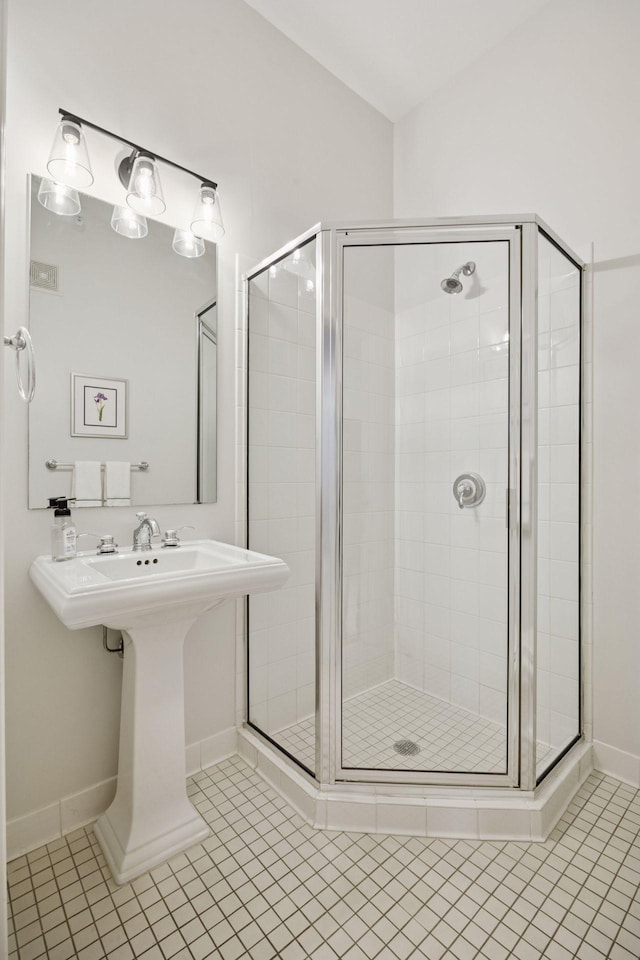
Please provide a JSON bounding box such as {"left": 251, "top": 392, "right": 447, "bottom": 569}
{"left": 94, "top": 620, "right": 210, "bottom": 885}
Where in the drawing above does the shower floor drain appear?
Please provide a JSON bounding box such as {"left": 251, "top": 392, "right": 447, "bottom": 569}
{"left": 393, "top": 739, "right": 420, "bottom": 756}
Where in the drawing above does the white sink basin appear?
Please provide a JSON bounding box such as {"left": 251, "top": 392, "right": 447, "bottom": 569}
{"left": 30, "top": 539, "right": 289, "bottom": 630}
{"left": 29, "top": 539, "right": 289, "bottom": 885}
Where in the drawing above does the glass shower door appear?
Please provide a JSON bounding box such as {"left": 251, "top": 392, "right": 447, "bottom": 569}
{"left": 246, "top": 235, "right": 319, "bottom": 775}
{"left": 535, "top": 231, "right": 582, "bottom": 780}
{"left": 338, "top": 229, "right": 520, "bottom": 783}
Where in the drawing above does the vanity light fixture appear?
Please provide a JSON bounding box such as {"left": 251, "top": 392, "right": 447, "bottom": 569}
{"left": 190, "top": 183, "right": 224, "bottom": 243}
{"left": 44, "top": 108, "right": 224, "bottom": 242}
{"left": 110, "top": 205, "right": 148, "bottom": 239}
{"left": 172, "top": 228, "right": 205, "bottom": 258}
{"left": 37, "top": 178, "right": 82, "bottom": 216}
{"left": 46, "top": 116, "right": 94, "bottom": 188}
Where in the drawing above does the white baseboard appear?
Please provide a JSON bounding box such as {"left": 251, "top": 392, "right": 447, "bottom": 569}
{"left": 593, "top": 740, "right": 640, "bottom": 788}
{"left": 186, "top": 726, "right": 238, "bottom": 776}
{"left": 6, "top": 800, "right": 64, "bottom": 863}
{"left": 239, "top": 728, "right": 594, "bottom": 842}
{"left": 10, "top": 731, "right": 632, "bottom": 861}
{"left": 7, "top": 726, "right": 238, "bottom": 862}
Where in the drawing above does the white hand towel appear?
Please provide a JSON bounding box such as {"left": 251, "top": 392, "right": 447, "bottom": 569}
{"left": 72, "top": 461, "right": 103, "bottom": 507}
{"left": 104, "top": 461, "right": 131, "bottom": 506}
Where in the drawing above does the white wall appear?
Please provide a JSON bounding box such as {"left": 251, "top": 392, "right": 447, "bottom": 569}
{"left": 3, "top": 0, "right": 392, "bottom": 829}
{"left": 0, "top": 0, "right": 8, "bottom": 940}
{"left": 394, "top": 0, "right": 640, "bottom": 782}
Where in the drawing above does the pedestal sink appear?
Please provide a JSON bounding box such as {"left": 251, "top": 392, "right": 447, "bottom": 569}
{"left": 30, "top": 540, "right": 289, "bottom": 884}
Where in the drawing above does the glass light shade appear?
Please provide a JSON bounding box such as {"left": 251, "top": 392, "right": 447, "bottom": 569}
{"left": 172, "top": 228, "right": 205, "bottom": 258}
{"left": 110, "top": 205, "right": 148, "bottom": 239}
{"left": 126, "top": 154, "right": 166, "bottom": 216}
{"left": 37, "top": 178, "right": 81, "bottom": 216}
{"left": 46, "top": 119, "right": 94, "bottom": 188}
{"left": 190, "top": 184, "right": 224, "bottom": 242}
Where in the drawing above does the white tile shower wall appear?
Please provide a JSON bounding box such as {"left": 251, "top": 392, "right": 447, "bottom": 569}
{"left": 247, "top": 251, "right": 317, "bottom": 742}
{"left": 342, "top": 246, "right": 396, "bottom": 700}
{"left": 394, "top": 242, "right": 510, "bottom": 732}
{"left": 536, "top": 236, "right": 581, "bottom": 761}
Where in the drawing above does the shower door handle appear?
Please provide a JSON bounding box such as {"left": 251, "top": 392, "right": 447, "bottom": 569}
{"left": 453, "top": 473, "right": 486, "bottom": 509}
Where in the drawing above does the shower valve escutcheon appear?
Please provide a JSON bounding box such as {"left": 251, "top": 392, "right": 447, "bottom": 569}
{"left": 453, "top": 473, "right": 486, "bottom": 509}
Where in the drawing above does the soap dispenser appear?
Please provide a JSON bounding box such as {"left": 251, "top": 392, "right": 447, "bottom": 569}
{"left": 49, "top": 497, "right": 77, "bottom": 561}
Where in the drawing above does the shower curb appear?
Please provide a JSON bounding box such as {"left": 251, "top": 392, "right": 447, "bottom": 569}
{"left": 238, "top": 728, "right": 593, "bottom": 841}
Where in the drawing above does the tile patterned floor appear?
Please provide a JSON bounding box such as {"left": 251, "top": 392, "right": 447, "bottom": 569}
{"left": 7, "top": 756, "right": 640, "bottom": 960}
{"left": 275, "top": 680, "right": 556, "bottom": 776}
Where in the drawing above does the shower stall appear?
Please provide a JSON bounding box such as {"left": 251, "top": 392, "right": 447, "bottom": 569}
{"left": 242, "top": 216, "right": 585, "bottom": 834}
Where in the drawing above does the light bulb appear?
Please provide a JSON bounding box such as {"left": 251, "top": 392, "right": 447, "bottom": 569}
{"left": 133, "top": 159, "right": 153, "bottom": 196}
{"left": 125, "top": 154, "right": 166, "bottom": 216}
{"left": 46, "top": 118, "right": 94, "bottom": 188}
{"left": 190, "top": 183, "right": 224, "bottom": 242}
{"left": 63, "top": 126, "right": 79, "bottom": 145}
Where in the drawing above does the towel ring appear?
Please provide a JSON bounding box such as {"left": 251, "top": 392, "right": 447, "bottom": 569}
{"left": 4, "top": 327, "right": 36, "bottom": 403}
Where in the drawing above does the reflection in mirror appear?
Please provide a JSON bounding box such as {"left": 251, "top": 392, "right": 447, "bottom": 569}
{"left": 27, "top": 174, "right": 217, "bottom": 508}
{"left": 196, "top": 300, "right": 217, "bottom": 503}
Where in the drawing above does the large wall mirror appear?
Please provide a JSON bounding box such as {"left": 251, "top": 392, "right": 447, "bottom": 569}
{"left": 27, "top": 174, "right": 217, "bottom": 508}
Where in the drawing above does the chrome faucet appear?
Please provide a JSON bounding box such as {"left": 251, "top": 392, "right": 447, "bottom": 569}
{"left": 132, "top": 512, "right": 160, "bottom": 551}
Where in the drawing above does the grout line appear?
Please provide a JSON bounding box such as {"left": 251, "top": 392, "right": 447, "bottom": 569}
{"left": 6, "top": 758, "right": 639, "bottom": 960}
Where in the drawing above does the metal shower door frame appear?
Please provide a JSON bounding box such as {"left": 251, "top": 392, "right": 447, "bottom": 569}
{"left": 519, "top": 222, "right": 585, "bottom": 790}
{"left": 320, "top": 222, "right": 523, "bottom": 788}
{"left": 244, "top": 215, "right": 584, "bottom": 794}
{"left": 243, "top": 224, "right": 323, "bottom": 778}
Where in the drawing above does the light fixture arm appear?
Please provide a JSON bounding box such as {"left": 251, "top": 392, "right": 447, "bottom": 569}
{"left": 58, "top": 108, "right": 217, "bottom": 191}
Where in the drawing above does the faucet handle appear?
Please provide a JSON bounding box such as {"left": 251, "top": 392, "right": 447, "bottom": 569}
{"left": 161, "top": 525, "right": 195, "bottom": 548}
{"left": 135, "top": 512, "right": 148, "bottom": 522}
{"left": 76, "top": 533, "right": 118, "bottom": 555}
{"left": 97, "top": 535, "right": 118, "bottom": 555}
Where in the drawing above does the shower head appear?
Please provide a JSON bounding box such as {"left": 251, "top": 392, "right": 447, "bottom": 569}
{"left": 441, "top": 275, "right": 464, "bottom": 294}
{"left": 441, "top": 260, "right": 475, "bottom": 295}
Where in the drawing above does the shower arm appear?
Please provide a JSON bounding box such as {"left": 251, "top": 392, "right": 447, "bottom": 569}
{"left": 452, "top": 261, "right": 475, "bottom": 279}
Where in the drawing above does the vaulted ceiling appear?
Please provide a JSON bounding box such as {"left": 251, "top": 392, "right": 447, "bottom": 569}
{"left": 244, "top": 0, "right": 551, "bottom": 121}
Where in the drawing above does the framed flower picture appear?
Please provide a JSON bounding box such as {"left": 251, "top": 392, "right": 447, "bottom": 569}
{"left": 71, "top": 373, "right": 128, "bottom": 438}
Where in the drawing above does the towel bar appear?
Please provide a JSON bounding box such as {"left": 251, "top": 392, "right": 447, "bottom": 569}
{"left": 45, "top": 460, "right": 149, "bottom": 471}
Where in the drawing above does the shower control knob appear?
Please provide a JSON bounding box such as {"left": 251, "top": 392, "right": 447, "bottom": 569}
{"left": 453, "top": 473, "right": 486, "bottom": 510}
